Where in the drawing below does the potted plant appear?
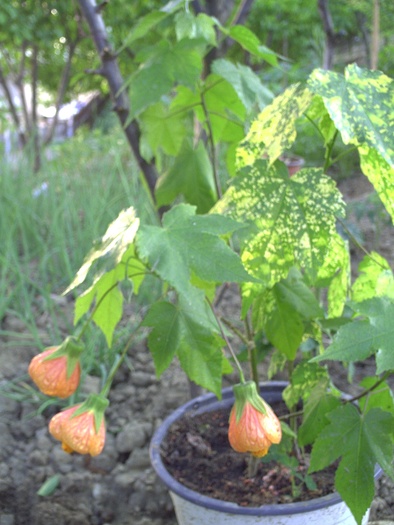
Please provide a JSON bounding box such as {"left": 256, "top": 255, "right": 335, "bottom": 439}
{"left": 25, "top": 47, "right": 394, "bottom": 525}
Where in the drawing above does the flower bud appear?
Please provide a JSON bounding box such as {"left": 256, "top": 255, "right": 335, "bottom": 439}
{"left": 228, "top": 381, "right": 282, "bottom": 458}
{"left": 28, "top": 337, "right": 84, "bottom": 398}
{"left": 49, "top": 394, "right": 109, "bottom": 456}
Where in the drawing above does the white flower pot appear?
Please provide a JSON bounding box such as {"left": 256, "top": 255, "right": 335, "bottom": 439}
{"left": 150, "top": 381, "right": 382, "bottom": 525}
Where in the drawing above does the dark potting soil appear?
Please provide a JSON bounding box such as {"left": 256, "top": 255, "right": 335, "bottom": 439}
{"left": 161, "top": 403, "right": 337, "bottom": 507}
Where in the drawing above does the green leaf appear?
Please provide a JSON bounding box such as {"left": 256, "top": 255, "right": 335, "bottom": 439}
{"left": 298, "top": 383, "right": 341, "bottom": 446}
{"left": 174, "top": 12, "right": 216, "bottom": 44}
{"left": 143, "top": 301, "right": 180, "bottom": 375}
{"left": 194, "top": 13, "right": 217, "bottom": 46}
{"left": 140, "top": 101, "right": 187, "bottom": 157}
{"left": 128, "top": 39, "right": 203, "bottom": 118}
{"left": 175, "top": 11, "right": 197, "bottom": 40}
{"left": 64, "top": 207, "right": 140, "bottom": 294}
{"left": 312, "top": 297, "right": 394, "bottom": 373}
{"left": 275, "top": 267, "right": 324, "bottom": 320}
{"left": 136, "top": 204, "right": 255, "bottom": 297}
{"left": 283, "top": 362, "right": 330, "bottom": 408}
{"left": 73, "top": 244, "right": 145, "bottom": 345}
{"left": 194, "top": 74, "right": 246, "bottom": 144}
{"left": 306, "top": 95, "right": 337, "bottom": 145}
{"left": 143, "top": 290, "right": 225, "bottom": 396}
{"left": 237, "top": 84, "right": 313, "bottom": 166}
{"left": 263, "top": 293, "right": 303, "bottom": 360}
{"left": 37, "top": 475, "right": 60, "bottom": 496}
{"left": 358, "top": 377, "right": 394, "bottom": 415}
{"left": 352, "top": 252, "right": 394, "bottom": 302}
{"left": 155, "top": 140, "right": 217, "bottom": 213}
{"left": 90, "top": 270, "right": 123, "bottom": 347}
{"left": 309, "top": 64, "right": 394, "bottom": 167}
{"left": 310, "top": 404, "right": 394, "bottom": 523}
{"left": 212, "top": 59, "right": 273, "bottom": 112}
{"left": 359, "top": 146, "right": 394, "bottom": 222}
{"left": 226, "top": 25, "right": 278, "bottom": 66}
{"left": 308, "top": 65, "right": 394, "bottom": 221}
{"left": 117, "top": 11, "right": 168, "bottom": 52}
{"left": 217, "top": 162, "right": 345, "bottom": 288}
{"left": 317, "top": 235, "right": 350, "bottom": 318}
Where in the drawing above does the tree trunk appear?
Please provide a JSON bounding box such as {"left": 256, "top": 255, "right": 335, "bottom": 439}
{"left": 318, "top": 0, "right": 336, "bottom": 70}
{"left": 44, "top": 40, "right": 78, "bottom": 145}
{"left": 78, "top": 0, "right": 158, "bottom": 202}
{"left": 31, "top": 45, "right": 41, "bottom": 172}
{"left": 0, "top": 66, "right": 26, "bottom": 147}
{"left": 370, "top": 0, "right": 380, "bottom": 70}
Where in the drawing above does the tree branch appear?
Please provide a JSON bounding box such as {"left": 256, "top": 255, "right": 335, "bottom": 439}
{"left": 78, "top": 0, "right": 158, "bottom": 202}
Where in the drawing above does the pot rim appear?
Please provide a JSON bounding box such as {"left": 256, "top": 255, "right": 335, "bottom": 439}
{"left": 149, "top": 381, "right": 382, "bottom": 516}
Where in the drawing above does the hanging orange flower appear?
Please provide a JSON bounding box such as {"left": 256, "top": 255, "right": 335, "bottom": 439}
{"left": 28, "top": 337, "right": 84, "bottom": 398}
{"left": 228, "top": 381, "right": 282, "bottom": 458}
{"left": 49, "top": 394, "right": 109, "bottom": 456}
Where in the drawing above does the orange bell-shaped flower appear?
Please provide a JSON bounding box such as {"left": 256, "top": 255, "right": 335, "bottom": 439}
{"left": 28, "top": 337, "right": 84, "bottom": 398}
{"left": 49, "top": 394, "right": 109, "bottom": 456}
{"left": 228, "top": 381, "right": 282, "bottom": 458}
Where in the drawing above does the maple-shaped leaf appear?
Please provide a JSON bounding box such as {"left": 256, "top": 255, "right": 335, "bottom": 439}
{"left": 309, "top": 64, "right": 394, "bottom": 167}
{"left": 237, "top": 83, "right": 313, "bottom": 166}
{"left": 73, "top": 245, "right": 146, "bottom": 347}
{"left": 142, "top": 288, "right": 224, "bottom": 396}
{"left": 127, "top": 39, "right": 203, "bottom": 119}
{"left": 155, "top": 140, "right": 217, "bottom": 213}
{"left": 298, "top": 381, "right": 341, "bottom": 447}
{"left": 309, "top": 65, "right": 394, "bottom": 221}
{"left": 64, "top": 207, "right": 140, "bottom": 295}
{"left": 217, "top": 161, "right": 345, "bottom": 288}
{"left": 139, "top": 101, "right": 187, "bottom": 157}
{"left": 312, "top": 297, "right": 394, "bottom": 374}
{"left": 352, "top": 252, "right": 394, "bottom": 303}
{"left": 309, "top": 404, "right": 394, "bottom": 524}
{"left": 212, "top": 59, "right": 273, "bottom": 112}
{"left": 172, "top": 75, "right": 246, "bottom": 145}
{"left": 283, "top": 362, "right": 331, "bottom": 408}
{"left": 136, "top": 204, "right": 256, "bottom": 297}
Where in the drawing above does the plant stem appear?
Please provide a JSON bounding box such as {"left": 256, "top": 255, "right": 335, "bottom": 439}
{"left": 323, "top": 129, "right": 338, "bottom": 173}
{"left": 74, "top": 271, "right": 148, "bottom": 343}
{"left": 100, "top": 319, "right": 144, "bottom": 397}
{"left": 244, "top": 315, "right": 259, "bottom": 388}
{"left": 207, "top": 299, "right": 245, "bottom": 383}
{"left": 200, "top": 91, "right": 222, "bottom": 199}
{"left": 346, "top": 371, "right": 391, "bottom": 405}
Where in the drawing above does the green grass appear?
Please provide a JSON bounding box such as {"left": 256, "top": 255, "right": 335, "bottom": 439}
{"left": 0, "top": 126, "right": 156, "bottom": 337}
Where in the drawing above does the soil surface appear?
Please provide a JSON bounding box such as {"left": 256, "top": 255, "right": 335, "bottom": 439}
{"left": 161, "top": 403, "right": 337, "bottom": 506}
{"left": 1, "top": 173, "right": 394, "bottom": 525}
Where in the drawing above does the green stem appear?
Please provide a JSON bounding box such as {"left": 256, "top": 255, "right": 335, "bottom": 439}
{"left": 337, "top": 217, "right": 387, "bottom": 269}
{"left": 346, "top": 371, "right": 391, "bottom": 406}
{"left": 207, "top": 299, "right": 245, "bottom": 383}
{"left": 323, "top": 130, "right": 338, "bottom": 173}
{"left": 244, "top": 316, "right": 259, "bottom": 388}
{"left": 100, "top": 319, "right": 144, "bottom": 398}
{"left": 200, "top": 91, "right": 222, "bottom": 199}
{"left": 75, "top": 271, "right": 148, "bottom": 343}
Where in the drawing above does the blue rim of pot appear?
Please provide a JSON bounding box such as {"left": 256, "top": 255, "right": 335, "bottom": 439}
{"left": 149, "top": 381, "right": 382, "bottom": 516}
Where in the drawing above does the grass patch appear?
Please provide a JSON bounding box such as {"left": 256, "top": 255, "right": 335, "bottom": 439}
{"left": 0, "top": 127, "right": 156, "bottom": 328}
